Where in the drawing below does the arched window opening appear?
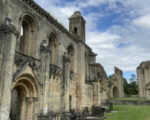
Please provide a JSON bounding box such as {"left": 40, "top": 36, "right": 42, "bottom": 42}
{"left": 67, "top": 45, "right": 74, "bottom": 72}
{"left": 20, "top": 15, "right": 37, "bottom": 56}
{"left": 49, "top": 33, "right": 57, "bottom": 65}
{"left": 74, "top": 27, "right": 77, "bottom": 35}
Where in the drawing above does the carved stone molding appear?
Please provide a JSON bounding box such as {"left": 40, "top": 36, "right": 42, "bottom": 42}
{"left": 70, "top": 71, "right": 78, "bottom": 81}
{"left": 63, "top": 52, "right": 70, "bottom": 63}
{"left": 40, "top": 40, "right": 51, "bottom": 53}
{"left": 0, "top": 18, "right": 19, "bottom": 36}
{"left": 49, "top": 64, "right": 62, "bottom": 80}
{"left": 14, "top": 52, "right": 41, "bottom": 83}
{"left": 15, "top": 52, "right": 41, "bottom": 69}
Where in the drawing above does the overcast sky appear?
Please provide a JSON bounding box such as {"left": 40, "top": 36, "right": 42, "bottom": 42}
{"left": 35, "top": 0, "right": 150, "bottom": 80}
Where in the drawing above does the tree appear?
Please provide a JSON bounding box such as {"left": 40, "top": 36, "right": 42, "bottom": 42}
{"left": 129, "top": 74, "right": 137, "bottom": 83}
{"left": 123, "top": 78, "right": 130, "bottom": 95}
{"left": 128, "top": 74, "right": 138, "bottom": 95}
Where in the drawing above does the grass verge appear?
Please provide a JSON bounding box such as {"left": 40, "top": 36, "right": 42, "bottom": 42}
{"left": 106, "top": 105, "right": 150, "bottom": 120}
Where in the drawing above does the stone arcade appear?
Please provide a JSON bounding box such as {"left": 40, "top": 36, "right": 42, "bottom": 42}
{"left": 0, "top": 0, "right": 109, "bottom": 120}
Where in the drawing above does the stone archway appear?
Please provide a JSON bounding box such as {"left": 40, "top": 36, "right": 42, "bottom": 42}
{"left": 10, "top": 74, "right": 39, "bottom": 120}
{"left": 113, "top": 86, "right": 119, "bottom": 98}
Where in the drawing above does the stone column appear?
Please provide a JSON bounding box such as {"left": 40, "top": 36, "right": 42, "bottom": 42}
{"left": 62, "top": 53, "right": 70, "bottom": 112}
{"left": 114, "top": 67, "right": 124, "bottom": 98}
{"left": 93, "top": 82, "right": 100, "bottom": 106}
{"left": 0, "top": 18, "right": 19, "bottom": 120}
{"left": 76, "top": 42, "right": 86, "bottom": 112}
{"left": 40, "top": 40, "right": 50, "bottom": 115}
{"left": 137, "top": 68, "right": 145, "bottom": 98}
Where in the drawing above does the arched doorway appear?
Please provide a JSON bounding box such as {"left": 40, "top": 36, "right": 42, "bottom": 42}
{"left": 10, "top": 74, "right": 38, "bottom": 120}
{"left": 113, "top": 86, "right": 119, "bottom": 98}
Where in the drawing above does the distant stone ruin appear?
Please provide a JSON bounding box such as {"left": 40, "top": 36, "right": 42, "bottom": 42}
{"left": 110, "top": 67, "right": 124, "bottom": 98}
{"left": 137, "top": 61, "right": 150, "bottom": 99}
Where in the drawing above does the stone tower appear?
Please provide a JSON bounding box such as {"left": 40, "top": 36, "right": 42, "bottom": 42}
{"left": 69, "top": 11, "right": 86, "bottom": 42}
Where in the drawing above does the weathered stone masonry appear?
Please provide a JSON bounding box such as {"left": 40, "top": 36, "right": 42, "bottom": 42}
{"left": 0, "top": 0, "right": 109, "bottom": 120}
{"left": 110, "top": 67, "right": 124, "bottom": 98}
{"left": 137, "top": 61, "right": 150, "bottom": 99}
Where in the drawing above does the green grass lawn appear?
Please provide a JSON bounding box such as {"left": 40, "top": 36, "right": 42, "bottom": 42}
{"left": 111, "top": 97, "right": 145, "bottom": 101}
{"left": 106, "top": 105, "right": 150, "bottom": 120}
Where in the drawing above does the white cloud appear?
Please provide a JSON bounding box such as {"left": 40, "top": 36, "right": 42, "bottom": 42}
{"left": 34, "top": 0, "right": 150, "bottom": 76}
{"left": 133, "top": 14, "right": 150, "bottom": 29}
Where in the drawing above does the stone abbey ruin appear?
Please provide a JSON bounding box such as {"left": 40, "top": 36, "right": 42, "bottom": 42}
{"left": 0, "top": 0, "right": 147, "bottom": 120}
{"left": 137, "top": 61, "right": 150, "bottom": 100}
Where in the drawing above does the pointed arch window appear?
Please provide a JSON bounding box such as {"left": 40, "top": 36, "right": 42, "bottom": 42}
{"left": 20, "top": 15, "right": 37, "bottom": 56}
{"left": 49, "top": 33, "right": 58, "bottom": 65}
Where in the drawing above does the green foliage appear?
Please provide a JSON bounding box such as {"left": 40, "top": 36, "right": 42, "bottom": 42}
{"left": 108, "top": 75, "right": 113, "bottom": 88}
{"left": 127, "top": 74, "right": 138, "bottom": 95}
{"left": 123, "top": 78, "right": 130, "bottom": 95}
{"left": 106, "top": 105, "right": 150, "bottom": 120}
{"left": 124, "top": 74, "right": 138, "bottom": 95}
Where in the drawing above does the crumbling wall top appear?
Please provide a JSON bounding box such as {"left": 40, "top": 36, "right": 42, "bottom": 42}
{"left": 137, "top": 61, "right": 150, "bottom": 70}
{"left": 114, "top": 66, "right": 123, "bottom": 76}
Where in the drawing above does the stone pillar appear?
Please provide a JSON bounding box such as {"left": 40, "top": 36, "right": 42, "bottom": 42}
{"left": 62, "top": 53, "right": 70, "bottom": 112}
{"left": 114, "top": 67, "right": 124, "bottom": 98}
{"left": 0, "top": 18, "right": 19, "bottom": 120}
{"left": 40, "top": 40, "right": 50, "bottom": 115}
{"left": 143, "top": 66, "right": 150, "bottom": 99}
{"left": 76, "top": 42, "right": 86, "bottom": 112}
{"left": 93, "top": 82, "right": 100, "bottom": 106}
{"left": 137, "top": 68, "right": 145, "bottom": 98}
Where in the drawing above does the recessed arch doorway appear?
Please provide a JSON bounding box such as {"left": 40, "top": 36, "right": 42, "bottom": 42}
{"left": 9, "top": 74, "right": 39, "bottom": 120}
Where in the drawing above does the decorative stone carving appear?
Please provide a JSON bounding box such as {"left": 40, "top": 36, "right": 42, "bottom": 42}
{"left": 15, "top": 52, "right": 41, "bottom": 69}
{"left": 40, "top": 40, "right": 51, "bottom": 53}
{"left": 70, "top": 71, "right": 78, "bottom": 81}
{"left": 0, "top": 18, "right": 19, "bottom": 36}
{"left": 49, "top": 64, "right": 62, "bottom": 80}
{"left": 14, "top": 52, "right": 41, "bottom": 83}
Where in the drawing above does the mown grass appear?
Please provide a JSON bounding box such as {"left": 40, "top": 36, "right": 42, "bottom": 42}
{"left": 106, "top": 105, "right": 150, "bottom": 120}
{"left": 111, "top": 97, "right": 145, "bottom": 101}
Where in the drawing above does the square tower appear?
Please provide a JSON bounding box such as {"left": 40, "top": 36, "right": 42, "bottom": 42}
{"left": 69, "top": 11, "right": 86, "bottom": 42}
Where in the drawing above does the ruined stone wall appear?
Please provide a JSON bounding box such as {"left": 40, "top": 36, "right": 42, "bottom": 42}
{"left": 110, "top": 67, "right": 124, "bottom": 98}
{"left": 84, "top": 84, "right": 93, "bottom": 113}
{"left": 0, "top": 0, "right": 3, "bottom": 24}
{"left": 137, "top": 61, "right": 150, "bottom": 99}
